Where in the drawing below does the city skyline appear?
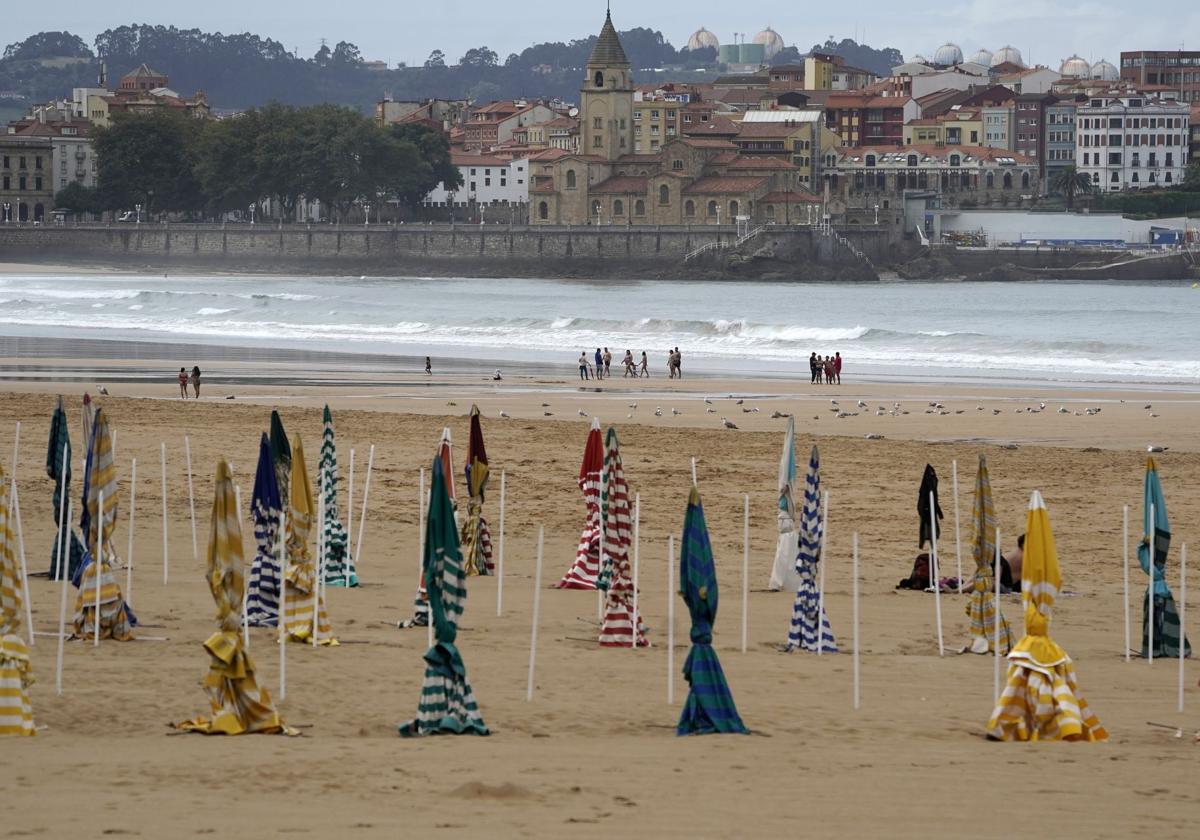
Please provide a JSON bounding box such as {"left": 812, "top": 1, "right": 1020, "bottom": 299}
{"left": 8, "top": 1, "right": 1197, "bottom": 71}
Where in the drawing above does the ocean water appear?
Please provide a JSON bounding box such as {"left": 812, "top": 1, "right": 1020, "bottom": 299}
{"left": 0, "top": 273, "right": 1197, "bottom": 384}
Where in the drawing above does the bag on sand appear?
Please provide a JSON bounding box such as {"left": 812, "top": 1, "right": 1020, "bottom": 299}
{"left": 896, "top": 553, "right": 930, "bottom": 590}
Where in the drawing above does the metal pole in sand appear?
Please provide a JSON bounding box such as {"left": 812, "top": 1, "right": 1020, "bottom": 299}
{"left": 313, "top": 476, "right": 323, "bottom": 648}
{"left": 55, "top": 500, "right": 72, "bottom": 694}
{"left": 346, "top": 448, "right": 355, "bottom": 564}
{"left": 930, "top": 490, "right": 945, "bottom": 657}
{"left": 354, "top": 445, "right": 374, "bottom": 573}
{"left": 1123, "top": 505, "right": 1131, "bottom": 662}
{"left": 185, "top": 436, "right": 197, "bottom": 562}
{"left": 852, "top": 532, "right": 860, "bottom": 710}
{"left": 667, "top": 534, "right": 675, "bottom": 705}
{"left": 497, "top": 470, "right": 506, "bottom": 616}
{"left": 952, "top": 460, "right": 963, "bottom": 593}
{"left": 10, "top": 420, "right": 19, "bottom": 476}
{"left": 994, "top": 526, "right": 1002, "bottom": 700}
{"left": 55, "top": 442, "right": 68, "bottom": 581}
{"left": 161, "top": 442, "right": 169, "bottom": 585}
{"left": 598, "top": 436, "right": 606, "bottom": 623}
{"left": 126, "top": 459, "right": 136, "bottom": 612}
{"left": 1149, "top": 501, "right": 1155, "bottom": 664}
{"left": 632, "top": 493, "right": 640, "bottom": 651}
{"left": 236, "top": 484, "right": 248, "bottom": 649}
{"left": 526, "top": 525, "right": 544, "bottom": 701}
{"left": 95, "top": 490, "right": 103, "bottom": 647}
{"left": 12, "top": 479, "right": 33, "bottom": 645}
{"left": 818, "top": 490, "right": 829, "bottom": 656}
{"left": 1179, "top": 543, "right": 1186, "bottom": 713}
{"left": 278, "top": 509, "right": 287, "bottom": 700}
{"left": 741, "top": 493, "right": 749, "bottom": 654}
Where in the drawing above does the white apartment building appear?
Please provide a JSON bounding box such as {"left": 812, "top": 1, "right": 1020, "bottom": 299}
{"left": 1076, "top": 94, "right": 1190, "bottom": 191}
{"left": 982, "top": 106, "right": 1013, "bottom": 148}
{"left": 423, "top": 154, "right": 530, "bottom": 207}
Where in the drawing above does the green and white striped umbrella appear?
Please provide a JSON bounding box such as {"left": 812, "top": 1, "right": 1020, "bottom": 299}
{"left": 318, "top": 406, "right": 354, "bottom": 587}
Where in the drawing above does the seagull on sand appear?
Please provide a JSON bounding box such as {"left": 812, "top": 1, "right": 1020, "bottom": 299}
{"left": 704, "top": 397, "right": 714, "bottom": 405}
{"left": 654, "top": 407, "right": 663, "bottom": 417}
{"left": 499, "top": 410, "right": 510, "bottom": 419}
{"left": 722, "top": 417, "right": 739, "bottom": 430}
{"left": 671, "top": 408, "right": 682, "bottom": 416}
{"left": 578, "top": 409, "right": 588, "bottom": 417}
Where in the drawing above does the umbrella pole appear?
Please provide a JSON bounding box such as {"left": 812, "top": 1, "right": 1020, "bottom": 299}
{"left": 354, "top": 444, "right": 374, "bottom": 574}
{"left": 313, "top": 474, "right": 323, "bottom": 647}
{"left": 95, "top": 490, "right": 103, "bottom": 646}
{"left": 1176, "top": 542, "right": 1185, "bottom": 710}
{"left": 667, "top": 534, "right": 675, "bottom": 705}
{"left": 527, "top": 525, "right": 544, "bottom": 701}
{"left": 13, "top": 478, "right": 33, "bottom": 646}
{"left": 633, "top": 493, "right": 640, "bottom": 651}
{"left": 930, "top": 490, "right": 944, "bottom": 657}
{"left": 55, "top": 500, "right": 72, "bottom": 694}
{"left": 994, "top": 526, "right": 1002, "bottom": 700}
{"left": 818, "top": 491, "right": 828, "bottom": 656}
{"left": 126, "top": 459, "right": 136, "bottom": 613}
{"left": 497, "top": 470, "right": 505, "bottom": 617}
{"left": 1123, "top": 505, "right": 1131, "bottom": 661}
{"left": 852, "top": 532, "right": 860, "bottom": 710}
{"left": 185, "top": 436, "right": 197, "bottom": 563}
{"left": 1149, "top": 501, "right": 1155, "bottom": 664}
{"left": 161, "top": 442, "right": 168, "bottom": 585}
{"left": 346, "top": 448, "right": 355, "bottom": 567}
{"left": 236, "top": 484, "right": 248, "bottom": 650}
{"left": 952, "top": 460, "right": 963, "bottom": 594}
{"left": 55, "top": 442, "right": 68, "bottom": 581}
{"left": 9, "top": 420, "right": 19, "bottom": 475}
{"left": 278, "top": 509, "right": 287, "bottom": 699}
{"left": 741, "top": 493, "right": 749, "bottom": 654}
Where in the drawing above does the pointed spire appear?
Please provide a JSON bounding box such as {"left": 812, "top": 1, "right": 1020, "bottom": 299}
{"left": 588, "top": 7, "right": 629, "bottom": 67}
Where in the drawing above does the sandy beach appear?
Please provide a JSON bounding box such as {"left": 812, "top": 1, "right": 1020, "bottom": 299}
{"left": 2, "top": 365, "right": 1199, "bottom": 838}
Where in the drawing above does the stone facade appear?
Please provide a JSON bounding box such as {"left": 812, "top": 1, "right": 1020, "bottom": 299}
{"left": 0, "top": 136, "right": 54, "bottom": 222}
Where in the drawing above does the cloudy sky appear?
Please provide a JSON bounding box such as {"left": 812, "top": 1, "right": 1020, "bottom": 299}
{"left": 11, "top": 1, "right": 1198, "bottom": 68}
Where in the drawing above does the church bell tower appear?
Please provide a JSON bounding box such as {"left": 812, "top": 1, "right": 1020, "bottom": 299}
{"left": 581, "top": 9, "right": 633, "bottom": 161}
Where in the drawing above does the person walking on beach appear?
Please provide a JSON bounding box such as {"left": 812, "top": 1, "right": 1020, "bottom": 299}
{"left": 594, "top": 348, "right": 603, "bottom": 380}
{"left": 622, "top": 350, "right": 635, "bottom": 377}
{"left": 190, "top": 365, "right": 202, "bottom": 398}
{"left": 603, "top": 347, "right": 612, "bottom": 378}
{"left": 178, "top": 367, "right": 188, "bottom": 399}
{"left": 578, "top": 351, "right": 590, "bottom": 381}
{"left": 666, "top": 349, "right": 675, "bottom": 379}
{"left": 809, "top": 352, "right": 819, "bottom": 385}
{"left": 425, "top": 356, "right": 432, "bottom": 375}
{"left": 673, "top": 347, "right": 683, "bottom": 379}
{"left": 639, "top": 351, "right": 649, "bottom": 378}
{"left": 834, "top": 352, "right": 843, "bottom": 385}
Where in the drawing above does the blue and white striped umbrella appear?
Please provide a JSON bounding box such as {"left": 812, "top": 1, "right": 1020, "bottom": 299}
{"left": 785, "top": 445, "right": 836, "bottom": 653}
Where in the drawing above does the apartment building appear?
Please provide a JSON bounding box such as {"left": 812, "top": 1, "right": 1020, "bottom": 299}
{"left": 1076, "top": 94, "right": 1190, "bottom": 191}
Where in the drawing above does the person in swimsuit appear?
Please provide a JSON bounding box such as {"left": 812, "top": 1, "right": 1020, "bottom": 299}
{"left": 834, "top": 351, "right": 843, "bottom": 385}
{"left": 622, "top": 350, "right": 635, "bottom": 377}
{"left": 190, "top": 365, "right": 201, "bottom": 398}
{"left": 178, "top": 367, "right": 188, "bottom": 399}
{"left": 640, "top": 351, "right": 649, "bottom": 378}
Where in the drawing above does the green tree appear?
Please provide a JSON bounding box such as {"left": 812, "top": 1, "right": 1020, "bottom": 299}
{"left": 53, "top": 181, "right": 99, "bottom": 215}
{"left": 424, "top": 50, "right": 445, "bottom": 68}
{"left": 3, "top": 31, "right": 92, "bottom": 60}
{"left": 93, "top": 110, "right": 204, "bottom": 216}
{"left": 195, "top": 109, "right": 263, "bottom": 216}
{"left": 1052, "top": 165, "right": 1093, "bottom": 210}
{"left": 1183, "top": 162, "right": 1200, "bottom": 192}
{"left": 252, "top": 103, "right": 308, "bottom": 221}
{"left": 389, "top": 123, "right": 460, "bottom": 196}
{"left": 459, "top": 46, "right": 498, "bottom": 68}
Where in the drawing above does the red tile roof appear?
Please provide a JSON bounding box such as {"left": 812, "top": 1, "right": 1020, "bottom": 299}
{"left": 682, "top": 175, "right": 768, "bottom": 195}
{"left": 727, "top": 156, "right": 798, "bottom": 170}
{"left": 590, "top": 176, "right": 649, "bottom": 194}
{"left": 678, "top": 138, "right": 738, "bottom": 149}
{"left": 759, "top": 190, "right": 821, "bottom": 204}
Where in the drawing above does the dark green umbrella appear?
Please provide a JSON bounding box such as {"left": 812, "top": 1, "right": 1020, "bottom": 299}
{"left": 398, "top": 455, "right": 489, "bottom": 737}
{"left": 677, "top": 485, "right": 748, "bottom": 736}
{"left": 269, "top": 410, "right": 292, "bottom": 512}
{"left": 45, "top": 395, "right": 84, "bottom": 579}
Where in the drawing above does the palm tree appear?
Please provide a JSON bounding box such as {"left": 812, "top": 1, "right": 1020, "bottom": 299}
{"left": 1052, "top": 165, "right": 1093, "bottom": 210}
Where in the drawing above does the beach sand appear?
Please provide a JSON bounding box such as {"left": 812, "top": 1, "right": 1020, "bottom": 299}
{"left": 2, "top": 370, "right": 1198, "bottom": 838}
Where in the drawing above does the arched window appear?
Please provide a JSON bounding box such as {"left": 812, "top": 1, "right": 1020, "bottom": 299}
{"left": 729, "top": 200, "right": 739, "bottom": 218}
{"left": 565, "top": 169, "right": 577, "bottom": 189}
{"left": 594, "top": 71, "right": 604, "bottom": 88}
{"left": 33, "top": 203, "right": 44, "bottom": 223}
{"left": 659, "top": 184, "right": 670, "bottom": 205}
{"left": 634, "top": 199, "right": 645, "bottom": 216}
{"left": 986, "top": 172, "right": 994, "bottom": 189}
{"left": 707, "top": 200, "right": 718, "bottom": 217}
{"left": 1021, "top": 172, "right": 1030, "bottom": 189}
{"left": 907, "top": 154, "right": 918, "bottom": 167}
{"left": 613, "top": 199, "right": 624, "bottom": 216}
{"left": 684, "top": 200, "right": 695, "bottom": 217}
{"left": 766, "top": 204, "right": 775, "bottom": 218}
{"left": 591, "top": 199, "right": 601, "bottom": 218}
{"left": 865, "top": 154, "right": 876, "bottom": 167}
{"left": 1003, "top": 171, "right": 1013, "bottom": 189}
{"left": 538, "top": 201, "right": 548, "bottom": 220}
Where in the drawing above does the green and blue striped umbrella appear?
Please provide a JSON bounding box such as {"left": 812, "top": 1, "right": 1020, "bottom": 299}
{"left": 1139, "top": 457, "right": 1190, "bottom": 658}
{"left": 398, "top": 455, "right": 489, "bottom": 737}
{"left": 677, "top": 485, "right": 748, "bottom": 736}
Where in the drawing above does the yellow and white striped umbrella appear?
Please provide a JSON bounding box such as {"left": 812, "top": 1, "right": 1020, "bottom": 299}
{"left": 0, "top": 466, "right": 35, "bottom": 736}
{"left": 282, "top": 436, "right": 336, "bottom": 645}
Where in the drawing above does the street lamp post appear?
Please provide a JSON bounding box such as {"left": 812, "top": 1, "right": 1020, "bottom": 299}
{"left": 364, "top": 202, "right": 371, "bottom": 226}
{"left": 874, "top": 203, "right": 880, "bottom": 225}
{"left": 249, "top": 202, "right": 256, "bottom": 225}
{"left": 135, "top": 203, "right": 142, "bottom": 224}
{"left": 2, "top": 202, "right": 9, "bottom": 223}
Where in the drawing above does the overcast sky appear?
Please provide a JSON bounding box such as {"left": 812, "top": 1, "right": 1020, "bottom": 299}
{"left": 11, "top": 1, "right": 1198, "bottom": 69}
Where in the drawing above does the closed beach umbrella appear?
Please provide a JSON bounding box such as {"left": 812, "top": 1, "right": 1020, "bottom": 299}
{"left": 398, "top": 455, "right": 489, "bottom": 737}
{"left": 403, "top": 428, "right": 457, "bottom": 628}
{"left": 964, "top": 455, "right": 1012, "bottom": 655}
{"left": 319, "top": 405, "right": 354, "bottom": 587}
{"left": 677, "top": 485, "right": 748, "bottom": 736}
{"left": 73, "top": 408, "right": 135, "bottom": 640}
{"left": 245, "top": 433, "right": 282, "bottom": 627}
{"left": 597, "top": 426, "right": 647, "bottom": 647}
{"left": 175, "top": 459, "right": 288, "bottom": 734}
{"left": 81, "top": 392, "right": 96, "bottom": 455}
{"left": 767, "top": 416, "right": 800, "bottom": 592}
{"left": 986, "top": 491, "right": 1107, "bottom": 741}
{"left": 554, "top": 418, "right": 604, "bottom": 589}
{"left": 0, "top": 466, "right": 35, "bottom": 736}
{"left": 281, "top": 435, "right": 335, "bottom": 645}
{"left": 1139, "top": 458, "right": 1190, "bottom": 658}
{"left": 461, "top": 405, "right": 493, "bottom": 576}
{"left": 269, "top": 410, "right": 291, "bottom": 513}
{"left": 785, "top": 445, "right": 836, "bottom": 653}
{"left": 918, "top": 464, "right": 942, "bottom": 550}
{"left": 45, "top": 395, "right": 84, "bottom": 580}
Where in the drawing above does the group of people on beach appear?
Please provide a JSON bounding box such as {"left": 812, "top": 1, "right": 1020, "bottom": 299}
{"left": 810, "top": 352, "right": 843, "bottom": 385}
{"left": 577, "top": 347, "right": 684, "bottom": 380}
{"left": 177, "top": 366, "right": 202, "bottom": 398}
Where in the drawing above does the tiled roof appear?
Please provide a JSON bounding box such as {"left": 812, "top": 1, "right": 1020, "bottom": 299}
{"left": 735, "top": 121, "right": 807, "bottom": 138}
{"left": 682, "top": 175, "right": 768, "bottom": 195}
{"left": 590, "top": 175, "right": 649, "bottom": 194}
{"left": 451, "top": 153, "right": 510, "bottom": 167}
{"left": 588, "top": 11, "right": 629, "bottom": 67}
{"left": 683, "top": 116, "right": 739, "bottom": 135}
{"left": 678, "top": 138, "right": 738, "bottom": 149}
{"left": 727, "top": 156, "right": 798, "bottom": 170}
{"left": 759, "top": 190, "right": 821, "bottom": 204}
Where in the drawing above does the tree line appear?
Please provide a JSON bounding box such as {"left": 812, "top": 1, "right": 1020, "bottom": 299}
{"left": 56, "top": 105, "right": 460, "bottom": 221}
